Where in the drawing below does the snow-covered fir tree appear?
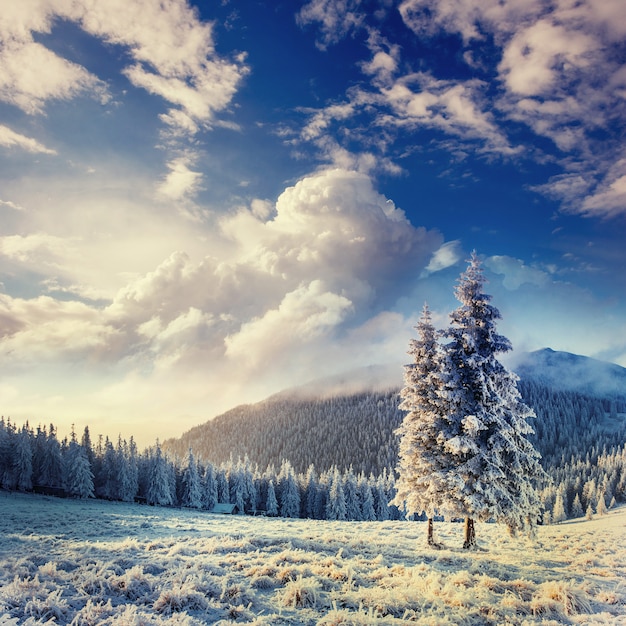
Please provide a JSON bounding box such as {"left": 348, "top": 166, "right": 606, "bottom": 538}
{"left": 64, "top": 439, "right": 94, "bottom": 498}
{"left": 326, "top": 467, "right": 347, "bottom": 521}
{"left": 596, "top": 490, "right": 608, "bottom": 516}
{"left": 392, "top": 304, "right": 449, "bottom": 545}
{"left": 202, "top": 463, "right": 218, "bottom": 511}
{"left": 571, "top": 493, "right": 584, "bottom": 518}
{"left": 552, "top": 492, "right": 567, "bottom": 524}
{"left": 146, "top": 442, "right": 173, "bottom": 506}
{"left": 441, "top": 254, "right": 546, "bottom": 546}
{"left": 13, "top": 425, "right": 33, "bottom": 492}
{"left": 344, "top": 468, "right": 362, "bottom": 521}
{"left": 266, "top": 479, "right": 278, "bottom": 516}
{"left": 181, "top": 448, "right": 203, "bottom": 509}
{"left": 278, "top": 460, "right": 300, "bottom": 518}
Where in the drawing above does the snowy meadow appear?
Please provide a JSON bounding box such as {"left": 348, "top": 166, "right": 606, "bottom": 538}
{"left": 0, "top": 494, "right": 625, "bottom": 625}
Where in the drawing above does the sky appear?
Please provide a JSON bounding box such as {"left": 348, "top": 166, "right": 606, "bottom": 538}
{"left": 1, "top": 0, "right": 625, "bottom": 447}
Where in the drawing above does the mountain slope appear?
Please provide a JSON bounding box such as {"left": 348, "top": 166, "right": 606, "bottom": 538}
{"left": 163, "top": 350, "right": 626, "bottom": 473}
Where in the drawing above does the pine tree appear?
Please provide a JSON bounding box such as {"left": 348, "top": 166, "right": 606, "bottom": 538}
{"left": 358, "top": 474, "right": 376, "bottom": 521}
{"left": 13, "top": 425, "right": 33, "bottom": 492}
{"left": 326, "top": 467, "right": 347, "bottom": 521}
{"left": 343, "top": 468, "right": 362, "bottom": 521}
{"left": 552, "top": 493, "right": 567, "bottom": 524}
{"left": 202, "top": 463, "right": 218, "bottom": 511}
{"left": 65, "top": 440, "right": 94, "bottom": 498}
{"left": 181, "top": 448, "right": 203, "bottom": 509}
{"left": 279, "top": 463, "right": 301, "bottom": 518}
{"left": 392, "top": 304, "right": 448, "bottom": 545}
{"left": 303, "top": 465, "right": 319, "bottom": 519}
{"left": 571, "top": 493, "right": 584, "bottom": 518}
{"left": 266, "top": 479, "right": 278, "bottom": 516}
{"left": 146, "top": 442, "right": 173, "bottom": 506}
{"left": 596, "top": 490, "right": 608, "bottom": 516}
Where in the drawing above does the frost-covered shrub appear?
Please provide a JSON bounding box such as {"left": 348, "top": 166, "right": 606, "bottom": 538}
{"left": 531, "top": 580, "right": 592, "bottom": 617}
{"left": 69, "top": 599, "right": 115, "bottom": 626}
{"left": 153, "top": 580, "right": 208, "bottom": 615}
{"left": 23, "top": 588, "right": 68, "bottom": 622}
{"left": 279, "top": 576, "right": 324, "bottom": 609}
{"left": 112, "top": 565, "right": 154, "bottom": 601}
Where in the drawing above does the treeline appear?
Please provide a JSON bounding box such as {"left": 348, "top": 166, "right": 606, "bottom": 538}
{"left": 0, "top": 419, "right": 403, "bottom": 521}
{"left": 2, "top": 378, "right": 626, "bottom": 524}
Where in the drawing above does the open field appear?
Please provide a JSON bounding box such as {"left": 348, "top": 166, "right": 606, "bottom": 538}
{"left": 0, "top": 493, "right": 625, "bottom": 625}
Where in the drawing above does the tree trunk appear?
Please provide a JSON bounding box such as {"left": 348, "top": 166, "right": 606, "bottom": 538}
{"left": 427, "top": 517, "right": 434, "bottom": 546}
{"left": 463, "top": 517, "right": 476, "bottom": 549}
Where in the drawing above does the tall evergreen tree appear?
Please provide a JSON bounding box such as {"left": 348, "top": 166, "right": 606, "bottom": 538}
{"left": 65, "top": 440, "right": 94, "bottom": 498}
{"left": 181, "top": 448, "right": 203, "bottom": 509}
{"left": 392, "top": 304, "right": 448, "bottom": 545}
{"left": 146, "top": 442, "right": 173, "bottom": 506}
{"left": 439, "top": 253, "right": 545, "bottom": 547}
{"left": 13, "top": 425, "right": 33, "bottom": 492}
{"left": 266, "top": 479, "right": 279, "bottom": 516}
{"left": 326, "top": 467, "right": 347, "bottom": 521}
{"left": 202, "top": 463, "right": 218, "bottom": 511}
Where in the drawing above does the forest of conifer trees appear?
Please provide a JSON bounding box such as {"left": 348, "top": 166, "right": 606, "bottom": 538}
{"left": 1, "top": 373, "right": 625, "bottom": 525}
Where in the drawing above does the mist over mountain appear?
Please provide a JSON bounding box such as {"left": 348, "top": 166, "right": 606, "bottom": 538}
{"left": 163, "top": 349, "right": 626, "bottom": 475}
{"left": 514, "top": 348, "right": 626, "bottom": 397}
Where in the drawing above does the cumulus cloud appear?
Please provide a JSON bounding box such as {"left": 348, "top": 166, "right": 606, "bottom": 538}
{"left": 0, "top": 167, "right": 443, "bottom": 438}
{"left": 0, "top": 124, "right": 56, "bottom": 154}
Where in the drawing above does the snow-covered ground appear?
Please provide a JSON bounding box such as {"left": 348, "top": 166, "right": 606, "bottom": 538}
{"left": 0, "top": 493, "right": 624, "bottom": 625}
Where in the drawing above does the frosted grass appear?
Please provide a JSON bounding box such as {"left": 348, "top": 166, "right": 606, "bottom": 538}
{"left": 0, "top": 493, "right": 624, "bottom": 625}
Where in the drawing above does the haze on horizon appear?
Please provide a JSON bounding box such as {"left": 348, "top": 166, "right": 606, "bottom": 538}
{"left": 0, "top": 0, "right": 625, "bottom": 446}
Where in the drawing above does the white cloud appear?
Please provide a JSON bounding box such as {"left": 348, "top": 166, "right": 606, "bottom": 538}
{"left": 485, "top": 255, "right": 550, "bottom": 290}
{"left": 422, "top": 241, "right": 463, "bottom": 276}
{"left": 0, "top": 0, "right": 247, "bottom": 134}
{"left": 0, "top": 39, "right": 107, "bottom": 114}
{"left": 156, "top": 155, "right": 204, "bottom": 203}
{"left": 0, "top": 124, "right": 56, "bottom": 154}
{"left": 297, "top": 0, "right": 365, "bottom": 50}
{"left": 580, "top": 159, "right": 626, "bottom": 218}
{"left": 498, "top": 21, "right": 595, "bottom": 98}
{"left": 225, "top": 280, "right": 353, "bottom": 368}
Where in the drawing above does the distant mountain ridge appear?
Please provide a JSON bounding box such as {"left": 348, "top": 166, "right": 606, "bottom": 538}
{"left": 163, "top": 349, "right": 626, "bottom": 474}
{"left": 514, "top": 348, "right": 626, "bottom": 396}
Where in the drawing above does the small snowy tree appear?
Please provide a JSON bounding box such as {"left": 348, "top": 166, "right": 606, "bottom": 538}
{"left": 596, "top": 490, "right": 608, "bottom": 516}
{"left": 202, "top": 464, "right": 218, "bottom": 511}
{"left": 181, "top": 448, "right": 203, "bottom": 509}
{"left": 279, "top": 462, "right": 301, "bottom": 518}
{"left": 326, "top": 467, "right": 347, "bottom": 521}
{"left": 65, "top": 440, "right": 94, "bottom": 498}
{"left": 13, "top": 425, "right": 33, "bottom": 492}
{"left": 552, "top": 493, "right": 567, "bottom": 524}
{"left": 571, "top": 493, "right": 584, "bottom": 518}
{"left": 266, "top": 479, "right": 278, "bottom": 516}
{"left": 146, "top": 442, "right": 173, "bottom": 507}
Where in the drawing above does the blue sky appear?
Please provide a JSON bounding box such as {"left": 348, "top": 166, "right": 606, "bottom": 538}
{"left": 1, "top": 0, "right": 625, "bottom": 445}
